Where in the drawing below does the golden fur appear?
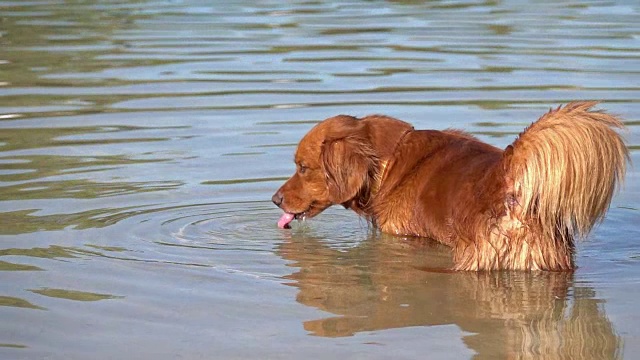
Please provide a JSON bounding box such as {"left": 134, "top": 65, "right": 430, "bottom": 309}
{"left": 272, "top": 102, "right": 629, "bottom": 271}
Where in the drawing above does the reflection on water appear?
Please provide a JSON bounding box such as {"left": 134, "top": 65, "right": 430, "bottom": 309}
{"left": 0, "top": 296, "right": 45, "bottom": 310}
{"left": 278, "top": 231, "right": 622, "bottom": 358}
{"left": 29, "top": 288, "right": 123, "bottom": 302}
{"left": 1, "top": 0, "right": 639, "bottom": 359}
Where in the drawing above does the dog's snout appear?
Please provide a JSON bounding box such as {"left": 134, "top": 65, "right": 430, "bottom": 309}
{"left": 272, "top": 191, "right": 284, "bottom": 207}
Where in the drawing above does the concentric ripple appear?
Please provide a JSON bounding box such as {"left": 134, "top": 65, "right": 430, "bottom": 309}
{"left": 91, "top": 200, "right": 375, "bottom": 280}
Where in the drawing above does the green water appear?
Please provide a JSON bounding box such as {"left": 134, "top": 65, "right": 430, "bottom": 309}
{"left": 1, "top": 1, "right": 639, "bottom": 359}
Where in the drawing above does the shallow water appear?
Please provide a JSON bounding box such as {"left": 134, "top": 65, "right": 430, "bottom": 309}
{"left": 1, "top": 1, "right": 639, "bottom": 359}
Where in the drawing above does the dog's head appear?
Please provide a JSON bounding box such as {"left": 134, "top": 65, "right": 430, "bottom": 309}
{"left": 272, "top": 115, "right": 378, "bottom": 228}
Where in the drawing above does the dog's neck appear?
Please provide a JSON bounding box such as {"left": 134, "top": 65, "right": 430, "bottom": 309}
{"left": 371, "top": 160, "right": 389, "bottom": 196}
{"left": 371, "top": 128, "right": 412, "bottom": 197}
{"left": 342, "top": 126, "right": 413, "bottom": 218}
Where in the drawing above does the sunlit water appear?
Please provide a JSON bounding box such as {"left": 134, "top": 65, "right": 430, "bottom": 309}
{"left": 1, "top": 1, "right": 639, "bottom": 359}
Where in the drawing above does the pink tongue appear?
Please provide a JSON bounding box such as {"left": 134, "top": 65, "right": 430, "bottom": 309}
{"left": 277, "top": 213, "right": 295, "bottom": 229}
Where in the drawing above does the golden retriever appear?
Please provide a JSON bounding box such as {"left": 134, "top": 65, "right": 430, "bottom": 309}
{"left": 272, "top": 102, "right": 628, "bottom": 271}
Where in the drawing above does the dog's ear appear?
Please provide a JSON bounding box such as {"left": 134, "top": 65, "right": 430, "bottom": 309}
{"left": 321, "top": 119, "right": 377, "bottom": 204}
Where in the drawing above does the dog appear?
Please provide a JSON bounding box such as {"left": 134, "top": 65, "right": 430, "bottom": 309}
{"left": 272, "top": 102, "right": 629, "bottom": 271}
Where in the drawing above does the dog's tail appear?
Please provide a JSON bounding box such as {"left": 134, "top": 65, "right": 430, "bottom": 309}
{"left": 502, "top": 101, "right": 629, "bottom": 247}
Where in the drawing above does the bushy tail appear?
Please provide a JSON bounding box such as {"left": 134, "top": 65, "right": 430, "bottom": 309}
{"left": 503, "top": 102, "right": 629, "bottom": 246}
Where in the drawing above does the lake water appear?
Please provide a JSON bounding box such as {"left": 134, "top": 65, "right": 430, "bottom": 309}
{"left": 1, "top": 1, "right": 639, "bottom": 359}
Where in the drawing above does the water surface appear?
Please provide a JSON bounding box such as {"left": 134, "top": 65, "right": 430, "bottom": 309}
{"left": 1, "top": 1, "right": 639, "bottom": 359}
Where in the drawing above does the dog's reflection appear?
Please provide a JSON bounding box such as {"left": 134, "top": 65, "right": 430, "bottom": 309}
{"left": 277, "top": 230, "right": 621, "bottom": 359}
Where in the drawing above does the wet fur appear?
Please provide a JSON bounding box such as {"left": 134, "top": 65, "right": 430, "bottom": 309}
{"left": 272, "top": 102, "right": 629, "bottom": 271}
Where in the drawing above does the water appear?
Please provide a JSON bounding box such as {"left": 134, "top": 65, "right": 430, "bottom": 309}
{"left": 1, "top": 1, "right": 639, "bottom": 359}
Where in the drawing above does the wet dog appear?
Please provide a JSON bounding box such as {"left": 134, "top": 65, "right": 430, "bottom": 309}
{"left": 272, "top": 102, "right": 628, "bottom": 271}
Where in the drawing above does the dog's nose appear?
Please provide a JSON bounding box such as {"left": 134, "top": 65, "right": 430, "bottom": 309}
{"left": 272, "top": 191, "right": 284, "bottom": 207}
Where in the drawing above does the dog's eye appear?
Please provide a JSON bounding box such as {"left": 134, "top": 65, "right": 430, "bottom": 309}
{"left": 298, "top": 164, "right": 308, "bottom": 174}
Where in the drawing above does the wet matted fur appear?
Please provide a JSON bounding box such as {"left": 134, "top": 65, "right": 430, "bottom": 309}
{"left": 272, "top": 102, "right": 629, "bottom": 271}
